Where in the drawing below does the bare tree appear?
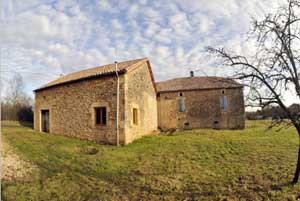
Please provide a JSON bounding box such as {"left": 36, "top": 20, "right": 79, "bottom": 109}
{"left": 5, "top": 73, "right": 25, "bottom": 105}
{"left": 1, "top": 73, "right": 33, "bottom": 123}
{"left": 208, "top": 0, "right": 300, "bottom": 184}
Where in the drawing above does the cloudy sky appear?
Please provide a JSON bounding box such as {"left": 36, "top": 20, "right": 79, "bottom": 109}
{"left": 2, "top": 0, "right": 293, "bottom": 104}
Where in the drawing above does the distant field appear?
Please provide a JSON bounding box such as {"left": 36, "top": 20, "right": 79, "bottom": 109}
{"left": 1, "top": 120, "right": 300, "bottom": 201}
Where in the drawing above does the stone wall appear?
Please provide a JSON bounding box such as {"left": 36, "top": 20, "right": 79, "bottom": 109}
{"left": 157, "top": 88, "right": 245, "bottom": 130}
{"left": 34, "top": 61, "right": 243, "bottom": 144}
{"left": 34, "top": 61, "right": 157, "bottom": 145}
{"left": 34, "top": 75, "right": 126, "bottom": 144}
{"left": 124, "top": 62, "right": 158, "bottom": 143}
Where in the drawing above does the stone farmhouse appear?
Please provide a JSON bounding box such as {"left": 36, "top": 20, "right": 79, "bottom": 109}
{"left": 34, "top": 58, "right": 157, "bottom": 145}
{"left": 34, "top": 58, "right": 245, "bottom": 145}
{"left": 156, "top": 75, "right": 245, "bottom": 130}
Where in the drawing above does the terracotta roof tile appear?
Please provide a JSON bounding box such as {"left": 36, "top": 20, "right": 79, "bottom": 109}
{"left": 35, "top": 58, "right": 147, "bottom": 91}
{"left": 156, "top": 76, "right": 243, "bottom": 93}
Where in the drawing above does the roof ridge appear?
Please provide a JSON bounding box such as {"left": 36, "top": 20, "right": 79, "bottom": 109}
{"left": 35, "top": 58, "right": 148, "bottom": 92}
{"left": 156, "top": 76, "right": 227, "bottom": 83}
{"left": 156, "top": 76, "right": 243, "bottom": 92}
{"left": 59, "top": 57, "right": 148, "bottom": 79}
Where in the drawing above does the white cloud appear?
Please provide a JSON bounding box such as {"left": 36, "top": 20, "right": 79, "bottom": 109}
{"left": 111, "top": 19, "right": 122, "bottom": 30}
{"left": 154, "top": 28, "right": 172, "bottom": 44}
{"left": 96, "top": 0, "right": 112, "bottom": 11}
{"left": 127, "top": 4, "right": 139, "bottom": 19}
{"left": 144, "top": 7, "right": 161, "bottom": 20}
{"left": 1, "top": 0, "right": 295, "bottom": 105}
{"left": 191, "top": 13, "right": 215, "bottom": 33}
{"left": 169, "top": 12, "right": 187, "bottom": 26}
{"left": 155, "top": 46, "right": 170, "bottom": 58}
{"left": 48, "top": 43, "right": 70, "bottom": 55}
{"left": 175, "top": 47, "right": 185, "bottom": 63}
{"left": 139, "top": 0, "right": 147, "bottom": 6}
{"left": 144, "top": 22, "right": 159, "bottom": 37}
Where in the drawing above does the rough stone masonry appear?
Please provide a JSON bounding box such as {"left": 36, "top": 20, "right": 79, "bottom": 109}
{"left": 34, "top": 58, "right": 245, "bottom": 145}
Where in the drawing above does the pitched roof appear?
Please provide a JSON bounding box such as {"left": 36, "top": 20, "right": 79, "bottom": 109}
{"left": 156, "top": 76, "right": 243, "bottom": 93}
{"left": 34, "top": 58, "right": 148, "bottom": 92}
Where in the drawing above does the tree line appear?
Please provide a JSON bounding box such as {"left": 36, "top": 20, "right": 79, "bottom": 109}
{"left": 1, "top": 73, "right": 33, "bottom": 123}
{"left": 246, "top": 104, "right": 300, "bottom": 120}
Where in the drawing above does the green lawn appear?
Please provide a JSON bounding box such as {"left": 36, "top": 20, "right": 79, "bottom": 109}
{"left": 1, "top": 121, "right": 300, "bottom": 201}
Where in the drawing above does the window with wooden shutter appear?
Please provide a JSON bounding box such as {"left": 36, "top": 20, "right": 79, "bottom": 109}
{"left": 133, "top": 108, "right": 138, "bottom": 125}
{"left": 95, "top": 107, "right": 106, "bottom": 126}
{"left": 220, "top": 95, "right": 228, "bottom": 110}
{"left": 178, "top": 98, "right": 185, "bottom": 112}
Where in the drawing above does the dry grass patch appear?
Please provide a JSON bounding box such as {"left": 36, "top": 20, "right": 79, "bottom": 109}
{"left": 1, "top": 138, "right": 37, "bottom": 182}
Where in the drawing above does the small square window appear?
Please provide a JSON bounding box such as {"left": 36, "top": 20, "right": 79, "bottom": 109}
{"left": 133, "top": 108, "right": 138, "bottom": 125}
{"left": 95, "top": 107, "right": 106, "bottom": 126}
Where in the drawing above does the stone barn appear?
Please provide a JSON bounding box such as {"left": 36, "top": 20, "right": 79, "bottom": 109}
{"left": 156, "top": 75, "right": 245, "bottom": 130}
{"left": 34, "top": 58, "right": 158, "bottom": 145}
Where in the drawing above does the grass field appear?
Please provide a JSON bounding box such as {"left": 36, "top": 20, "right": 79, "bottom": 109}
{"left": 1, "top": 121, "right": 300, "bottom": 201}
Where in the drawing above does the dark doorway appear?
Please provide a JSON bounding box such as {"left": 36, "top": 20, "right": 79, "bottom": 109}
{"left": 41, "top": 110, "right": 50, "bottom": 133}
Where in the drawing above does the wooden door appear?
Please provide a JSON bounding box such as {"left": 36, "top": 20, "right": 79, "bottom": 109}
{"left": 41, "top": 110, "right": 49, "bottom": 133}
{"left": 160, "top": 99, "right": 178, "bottom": 129}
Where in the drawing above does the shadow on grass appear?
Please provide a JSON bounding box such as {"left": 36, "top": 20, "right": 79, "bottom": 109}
{"left": 1, "top": 121, "right": 33, "bottom": 128}
{"left": 271, "top": 181, "right": 297, "bottom": 191}
{"left": 19, "top": 121, "right": 33, "bottom": 128}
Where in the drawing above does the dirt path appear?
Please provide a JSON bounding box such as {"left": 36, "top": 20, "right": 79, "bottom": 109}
{"left": 1, "top": 138, "right": 37, "bottom": 181}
